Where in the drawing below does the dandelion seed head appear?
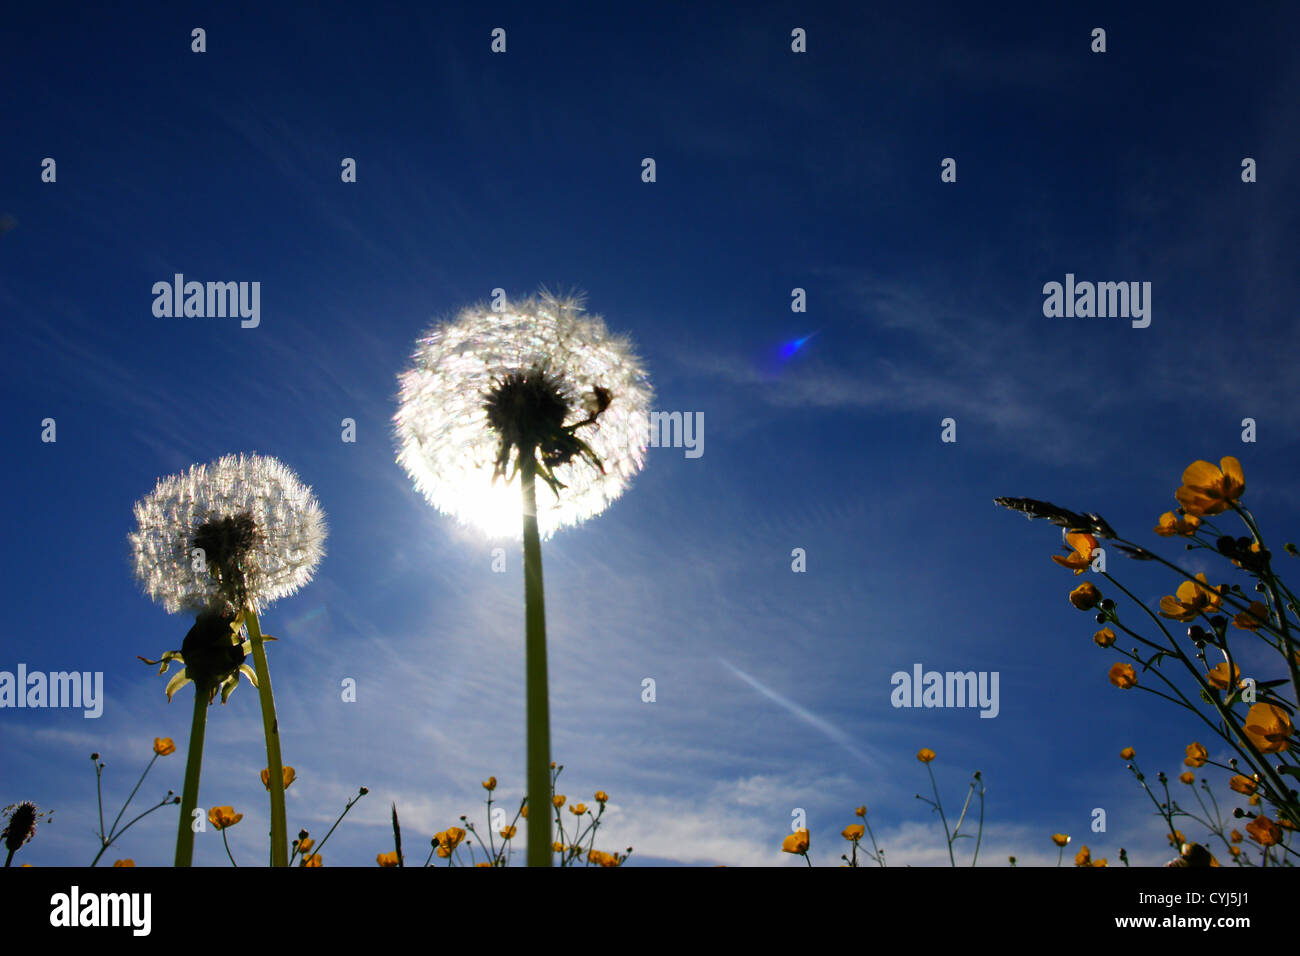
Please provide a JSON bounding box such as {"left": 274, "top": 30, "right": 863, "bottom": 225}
{"left": 395, "top": 292, "right": 653, "bottom": 538}
{"left": 129, "top": 454, "right": 327, "bottom": 614}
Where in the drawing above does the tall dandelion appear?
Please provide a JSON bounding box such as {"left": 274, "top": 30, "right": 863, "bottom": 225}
{"left": 130, "top": 453, "right": 326, "bottom": 866}
{"left": 395, "top": 290, "right": 652, "bottom": 865}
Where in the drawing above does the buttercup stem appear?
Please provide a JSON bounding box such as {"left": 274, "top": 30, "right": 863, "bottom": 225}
{"left": 520, "top": 453, "right": 553, "bottom": 867}
{"left": 246, "top": 609, "right": 288, "bottom": 867}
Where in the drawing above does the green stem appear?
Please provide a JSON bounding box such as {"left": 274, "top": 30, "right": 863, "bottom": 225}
{"left": 925, "top": 764, "right": 955, "bottom": 867}
{"left": 246, "top": 609, "right": 288, "bottom": 868}
{"left": 107, "top": 754, "right": 158, "bottom": 845}
{"left": 174, "top": 686, "right": 209, "bottom": 867}
{"left": 520, "top": 453, "right": 553, "bottom": 867}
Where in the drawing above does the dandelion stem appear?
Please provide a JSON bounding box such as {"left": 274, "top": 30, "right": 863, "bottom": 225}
{"left": 246, "top": 609, "right": 288, "bottom": 867}
{"left": 520, "top": 452, "right": 553, "bottom": 867}
{"left": 174, "top": 687, "right": 208, "bottom": 867}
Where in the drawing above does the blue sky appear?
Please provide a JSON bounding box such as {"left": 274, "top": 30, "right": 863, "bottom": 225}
{"left": 3, "top": 1, "right": 1298, "bottom": 866}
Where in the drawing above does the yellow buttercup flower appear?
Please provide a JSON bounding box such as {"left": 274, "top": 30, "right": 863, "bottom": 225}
{"left": 475, "top": 862, "right": 492, "bottom": 867}
{"left": 1074, "top": 846, "right": 1091, "bottom": 866}
{"left": 1051, "top": 834, "right": 1070, "bottom": 847}
{"left": 552, "top": 841, "right": 564, "bottom": 853}
{"left": 1246, "top": 816, "right": 1282, "bottom": 847}
{"left": 1175, "top": 457, "right": 1245, "bottom": 517}
{"left": 1052, "top": 532, "right": 1098, "bottom": 574}
{"left": 435, "top": 826, "right": 466, "bottom": 853}
{"left": 916, "top": 748, "right": 936, "bottom": 764}
{"left": 1249, "top": 794, "right": 1261, "bottom": 806}
{"left": 376, "top": 851, "right": 400, "bottom": 867}
{"left": 1179, "top": 771, "right": 1195, "bottom": 785}
{"left": 1108, "top": 663, "right": 1137, "bottom": 689}
{"left": 1243, "top": 703, "right": 1292, "bottom": 754}
{"left": 1229, "top": 845, "right": 1241, "bottom": 857}
{"left": 1119, "top": 747, "right": 1135, "bottom": 760}
{"left": 1154, "top": 512, "right": 1200, "bottom": 537}
{"left": 1233, "top": 602, "right": 1269, "bottom": 631}
{"left": 153, "top": 737, "right": 176, "bottom": 756}
{"left": 1093, "top": 628, "right": 1116, "bottom": 647}
{"left": 1091, "top": 858, "right": 1108, "bottom": 867}
{"left": 855, "top": 806, "right": 866, "bottom": 817}
{"left": 500, "top": 825, "right": 517, "bottom": 840}
{"left": 1206, "top": 662, "right": 1241, "bottom": 690}
{"left": 782, "top": 829, "right": 810, "bottom": 854}
{"left": 208, "top": 806, "right": 243, "bottom": 831}
{"left": 1167, "top": 829, "right": 1186, "bottom": 846}
{"left": 842, "top": 824, "right": 865, "bottom": 842}
{"left": 482, "top": 776, "right": 497, "bottom": 791}
{"left": 1229, "top": 828, "right": 1243, "bottom": 843}
{"left": 113, "top": 859, "right": 134, "bottom": 867}
{"left": 553, "top": 795, "right": 566, "bottom": 808}
{"left": 520, "top": 805, "right": 528, "bottom": 819}
{"left": 1158, "top": 574, "right": 1222, "bottom": 622}
{"left": 297, "top": 837, "right": 314, "bottom": 854}
{"left": 569, "top": 803, "right": 587, "bottom": 815}
{"left": 303, "top": 854, "right": 322, "bottom": 867}
{"left": 594, "top": 791, "right": 609, "bottom": 804}
{"left": 1183, "top": 742, "right": 1208, "bottom": 768}
{"left": 261, "top": 766, "right": 296, "bottom": 791}
{"left": 1069, "top": 582, "right": 1102, "bottom": 610}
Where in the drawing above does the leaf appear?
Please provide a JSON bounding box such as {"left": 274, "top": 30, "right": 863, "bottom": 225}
{"left": 164, "top": 669, "right": 192, "bottom": 703}
{"left": 239, "top": 664, "right": 258, "bottom": 688}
